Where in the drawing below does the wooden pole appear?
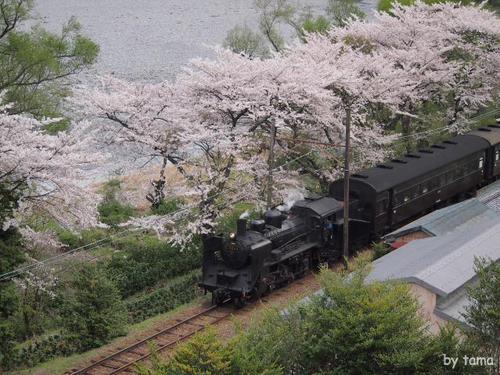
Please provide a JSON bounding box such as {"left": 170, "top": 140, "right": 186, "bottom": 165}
{"left": 267, "top": 121, "right": 276, "bottom": 209}
{"left": 343, "top": 104, "right": 351, "bottom": 259}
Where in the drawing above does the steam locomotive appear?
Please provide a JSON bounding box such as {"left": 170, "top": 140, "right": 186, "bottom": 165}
{"left": 200, "top": 121, "right": 500, "bottom": 306}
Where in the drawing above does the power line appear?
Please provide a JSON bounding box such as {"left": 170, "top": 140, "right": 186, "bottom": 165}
{"left": 2, "top": 108, "right": 498, "bottom": 281}
{"left": 274, "top": 108, "right": 500, "bottom": 148}
{"left": 0, "top": 150, "right": 315, "bottom": 282}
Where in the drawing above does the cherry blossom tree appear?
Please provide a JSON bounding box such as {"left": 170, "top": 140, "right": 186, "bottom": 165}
{"left": 76, "top": 3, "right": 500, "bottom": 243}
{"left": 0, "top": 103, "right": 102, "bottom": 230}
{"left": 72, "top": 77, "right": 190, "bottom": 209}
{"left": 329, "top": 3, "right": 500, "bottom": 148}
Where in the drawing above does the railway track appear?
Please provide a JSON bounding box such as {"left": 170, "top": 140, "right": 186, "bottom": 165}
{"left": 67, "top": 303, "right": 233, "bottom": 375}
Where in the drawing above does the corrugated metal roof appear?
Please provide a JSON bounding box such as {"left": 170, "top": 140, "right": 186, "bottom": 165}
{"left": 478, "top": 179, "right": 500, "bottom": 212}
{"left": 385, "top": 179, "right": 500, "bottom": 239}
{"left": 367, "top": 220, "right": 500, "bottom": 297}
{"left": 435, "top": 288, "right": 471, "bottom": 325}
{"left": 385, "top": 198, "right": 499, "bottom": 238}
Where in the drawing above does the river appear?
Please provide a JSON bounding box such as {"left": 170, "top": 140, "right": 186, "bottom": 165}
{"left": 34, "top": 0, "right": 378, "bottom": 82}
{"left": 33, "top": 0, "right": 379, "bottom": 181}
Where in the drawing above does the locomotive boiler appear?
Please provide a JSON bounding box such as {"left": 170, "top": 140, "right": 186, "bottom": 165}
{"left": 200, "top": 197, "right": 347, "bottom": 306}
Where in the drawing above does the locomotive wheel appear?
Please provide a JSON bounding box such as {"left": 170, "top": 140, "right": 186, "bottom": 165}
{"left": 254, "top": 277, "right": 268, "bottom": 299}
{"left": 233, "top": 296, "right": 245, "bottom": 309}
{"left": 212, "top": 290, "right": 227, "bottom": 306}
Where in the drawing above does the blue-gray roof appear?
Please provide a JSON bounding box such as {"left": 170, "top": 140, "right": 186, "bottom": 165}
{"left": 385, "top": 198, "right": 499, "bottom": 239}
{"left": 385, "top": 179, "right": 500, "bottom": 239}
{"left": 478, "top": 179, "right": 500, "bottom": 212}
{"left": 367, "top": 220, "right": 500, "bottom": 297}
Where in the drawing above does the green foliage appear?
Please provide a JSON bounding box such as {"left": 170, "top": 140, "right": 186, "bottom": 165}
{"left": 42, "top": 118, "right": 71, "bottom": 134}
{"left": 106, "top": 234, "right": 201, "bottom": 297}
{"left": 61, "top": 264, "right": 127, "bottom": 351}
{"left": 125, "top": 270, "right": 202, "bottom": 324}
{"left": 12, "top": 333, "right": 79, "bottom": 370}
{"left": 223, "top": 24, "right": 270, "bottom": 58}
{"left": 98, "top": 179, "right": 136, "bottom": 226}
{"left": 168, "top": 328, "right": 233, "bottom": 375}
{"left": 26, "top": 214, "right": 108, "bottom": 248}
{"left": 151, "top": 197, "right": 183, "bottom": 216}
{"left": 0, "top": 227, "right": 24, "bottom": 369}
{"left": 285, "top": 268, "right": 430, "bottom": 373}
{"left": 372, "top": 241, "right": 391, "bottom": 259}
{"left": 98, "top": 200, "right": 136, "bottom": 226}
{"left": 377, "top": 0, "right": 473, "bottom": 13}
{"left": 302, "top": 15, "right": 331, "bottom": 35}
{"left": 464, "top": 257, "right": 500, "bottom": 362}
{"left": 421, "top": 325, "right": 487, "bottom": 374}
{"left": 0, "top": 1, "right": 99, "bottom": 120}
{"left": 327, "top": 0, "right": 365, "bottom": 27}
{"left": 129, "top": 261, "right": 489, "bottom": 375}
{"left": 229, "top": 265, "right": 482, "bottom": 374}
{"left": 216, "top": 202, "right": 259, "bottom": 234}
{"left": 136, "top": 329, "right": 233, "bottom": 375}
{"left": 231, "top": 308, "right": 294, "bottom": 374}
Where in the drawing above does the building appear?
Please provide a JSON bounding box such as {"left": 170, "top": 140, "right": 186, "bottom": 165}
{"left": 366, "top": 181, "right": 500, "bottom": 333}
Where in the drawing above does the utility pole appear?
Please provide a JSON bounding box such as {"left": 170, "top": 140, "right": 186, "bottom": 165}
{"left": 343, "top": 104, "right": 351, "bottom": 260}
{"left": 267, "top": 121, "right": 276, "bottom": 209}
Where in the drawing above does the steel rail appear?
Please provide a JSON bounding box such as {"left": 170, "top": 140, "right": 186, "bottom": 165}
{"left": 68, "top": 302, "right": 231, "bottom": 375}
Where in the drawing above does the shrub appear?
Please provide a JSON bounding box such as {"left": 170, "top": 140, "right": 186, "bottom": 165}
{"left": 12, "top": 334, "right": 79, "bottom": 369}
{"left": 107, "top": 234, "right": 201, "bottom": 297}
{"left": 0, "top": 227, "right": 24, "bottom": 369}
{"left": 464, "top": 257, "right": 500, "bottom": 365}
{"left": 125, "top": 270, "right": 202, "bottom": 324}
{"left": 98, "top": 200, "right": 136, "bottom": 226}
{"left": 151, "top": 198, "right": 183, "bottom": 215}
{"left": 216, "top": 202, "right": 258, "bottom": 234}
{"left": 167, "top": 328, "right": 233, "bottom": 375}
{"left": 98, "top": 179, "right": 136, "bottom": 226}
{"left": 61, "top": 264, "right": 127, "bottom": 351}
{"left": 372, "top": 241, "right": 391, "bottom": 259}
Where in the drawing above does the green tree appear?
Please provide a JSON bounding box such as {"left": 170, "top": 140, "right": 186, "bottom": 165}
{"left": 422, "top": 325, "right": 486, "bottom": 374}
{"left": 464, "top": 257, "right": 500, "bottom": 366}
{"left": 377, "top": 0, "right": 473, "bottom": 13}
{"left": 0, "top": 227, "right": 24, "bottom": 369}
{"left": 98, "top": 179, "right": 136, "bottom": 226}
{"left": 232, "top": 264, "right": 484, "bottom": 374}
{"left": 61, "top": 264, "right": 127, "bottom": 351}
{"left": 0, "top": 0, "right": 98, "bottom": 126}
{"left": 223, "top": 25, "right": 270, "bottom": 58}
{"left": 167, "top": 328, "right": 232, "bottom": 375}
{"left": 327, "top": 0, "right": 365, "bottom": 27}
{"left": 224, "top": 0, "right": 365, "bottom": 58}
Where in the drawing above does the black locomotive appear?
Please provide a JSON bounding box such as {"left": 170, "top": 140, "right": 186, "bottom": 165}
{"left": 200, "top": 121, "right": 500, "bottom": 305}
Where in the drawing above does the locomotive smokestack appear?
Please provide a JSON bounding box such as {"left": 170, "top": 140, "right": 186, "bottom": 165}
{"left": 237, "top": 218, "right": 247, "bottom": 236}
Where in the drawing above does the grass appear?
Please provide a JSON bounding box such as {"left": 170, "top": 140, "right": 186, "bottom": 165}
{"left": 9, "top": 296, "right": 210, "bottom": 375}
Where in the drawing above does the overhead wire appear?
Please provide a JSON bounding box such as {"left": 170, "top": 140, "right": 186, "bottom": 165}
{"left": 0, "top": 149, "right": 315, "bottom": 282}
{"left": 2, "top": 108, "right": 498, "bottom": 281}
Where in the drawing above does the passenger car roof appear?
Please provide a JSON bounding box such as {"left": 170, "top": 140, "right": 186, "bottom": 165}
{"left": 468, "top": 124, "right": 500, "bottom": 146}
{"left": 349, "top": 134, "right": 489, "bottom": 193}
{"left": 293, "top": 197, "right": 342, "bottom": 217}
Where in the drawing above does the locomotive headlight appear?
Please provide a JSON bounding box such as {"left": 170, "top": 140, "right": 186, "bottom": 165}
{"left": 229, "top": 232, "right": 236, "bottom": 240}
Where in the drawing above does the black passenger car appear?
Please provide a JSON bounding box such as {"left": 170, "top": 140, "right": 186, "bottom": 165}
{"left": 469, "top": 124, "right": 500, "bottom": 180}
{"left": 330, "top": 134, "right": 490, "bottom": 237}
